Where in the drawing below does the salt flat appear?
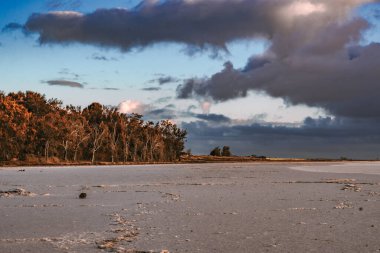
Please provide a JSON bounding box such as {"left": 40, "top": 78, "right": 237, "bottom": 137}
{"left": 0, "top": 162, "right": 379, "bottom": 253}
{"left": 290, "top": 162, "right": 380, "bottom": 175}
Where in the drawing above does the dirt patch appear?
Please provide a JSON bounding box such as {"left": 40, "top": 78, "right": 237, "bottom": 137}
{"left": 0, "top": 188, "right": 35, "bottom": 197}
{"left": 96, "top": 213, "right": 139, "bottom": 252}
{"left": 282, "top": 178, "right": 358, "bottom": 184}
{"left": 341, "top": 183, "right": 361, "bottom": 192}
{"left": 334, "top": 201, "right": 353, "bottom": 209}
{"left": 277, "top": 179, "right": 377, "bottom": 192}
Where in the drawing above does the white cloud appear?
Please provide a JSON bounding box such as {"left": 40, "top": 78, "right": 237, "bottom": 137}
{"left": 279, "top": 1, "right": 326, "bottom": 20}
{"left": 200, "top": 101, "right": 212, "bottom": 114}
{"left": 117, "top": 100, "right": 148, "bottom": 114}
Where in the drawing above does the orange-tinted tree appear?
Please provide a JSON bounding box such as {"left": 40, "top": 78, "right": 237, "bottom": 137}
{"left": 0, "top": 91, "right": 187, "bottom": 164}
{"left": 0, "top": 93, "right": 31, "bottom": 161}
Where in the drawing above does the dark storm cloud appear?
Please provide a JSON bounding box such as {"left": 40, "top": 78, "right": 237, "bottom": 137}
{"left": 44, "top": 80, "right": 84, "bottom": 88}
{"left": 178, "top": 43, "right": 380, "bottom": 119}
{"left": 175, "top": 0, "right": 380, "bottom": 119}
{"left": 19, "top": 0, "right": 280, "bottom": 51}
{"left": 14, "top": 0, "right": 378, "bottom": 50}
{"left": 183, "top": 117, "right": 380, "bottom": 159}
{"left": 177, "top": 61, "right": 250, "bottom": 101}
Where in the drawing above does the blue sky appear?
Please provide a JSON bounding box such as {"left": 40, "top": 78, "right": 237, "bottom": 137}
{"left": 1, "top": 0, "right": 380, "bottom": 158}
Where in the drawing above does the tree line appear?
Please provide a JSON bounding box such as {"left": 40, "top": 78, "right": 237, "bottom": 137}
{"left": 210, "top": 146, "right": 231, "bottom": 157}
{"left": 0, "top": 91, "right": 187, "bottom": 163}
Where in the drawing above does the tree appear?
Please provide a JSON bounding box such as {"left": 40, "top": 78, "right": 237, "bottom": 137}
{"left": 119, "top": 115, "right": 130, "bottom": 163}
{"left": 71, "top": 119, "right": 90, "bottom": 161}
{"left": 37, "top": 112, "right": 62, "bottom": 162}
{"left": 90, "top": 122, "right": 109, "bottom": 164}
{"left": 210, "top": 147, "right": 221, "bottom": 156}
{"left": 127, "top": 114, "right": 144, "bottom": 162}
{"left": 63, "top": 109, "right": 90, "bottom": 162}
{"left": 83, "top": 102, "right": 104, "bottom": 125}
{"left": 222, "top": 146, "right": 231, "bottom": 156}
{"left": 161, "top": 120, "right": 187, "bottom": 161}
{"left": 0, "top": 95, "right": 31, "bottom": 161}
{"left": 151, "top": 123, "right": 165, "bottom": 161}
{"left": 105, "top": 108, "right": 120, "bottom": 163}
{"left": 0, "top": 91, "right": 187, "bottom": 164}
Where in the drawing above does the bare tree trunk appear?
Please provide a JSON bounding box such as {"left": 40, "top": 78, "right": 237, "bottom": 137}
{"left": 44, "top": 140, "right": 49, "bottom": 162}
{"left": 70, "top": 120, "right": 90, "bottom": 162}
{"left": 133, "top": 144, "right": 137, "bottom": 162}
{"left": 143, "top": 143, "right": 148, "bottom": 162}
{"left": 123, "top": 142, "right": 129, "bottom": 163}
{"left": 73, "top": 147, "right": 78, "bottom": 162}
{"left": 72, "top": 135, "right": 89, "bottom": 162}
{"left": 92, "top": 149, "right": 96, "bottom": 164}
{"left": 63, "top": 140, "right": 69, "bottom": 161}
{"left": 110, "top": 122, "right": 118, "bottom": 163}
{"left": 90, "top": 123, "right": 108, "bottom": 164}
{"left": 150, "top": 144, "right": 154, "bottom": 162}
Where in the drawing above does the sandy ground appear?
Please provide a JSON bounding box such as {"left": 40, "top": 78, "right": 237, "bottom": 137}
{"left": 0, "top": 162, "right": 379, "bottom": 253}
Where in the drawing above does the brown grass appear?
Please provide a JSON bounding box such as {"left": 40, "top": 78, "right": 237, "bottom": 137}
{"left": 0, "top": 155, "right": 365, "bottom": 168}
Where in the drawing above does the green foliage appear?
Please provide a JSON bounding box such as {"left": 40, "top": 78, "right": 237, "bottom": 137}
{"left": 210, "top": 146, "right": 232, "bottom": 157}
{"left": 222, "top": 146, "right": 231, "bottom": 156}
{"left": 0, "top": 91, "right": 187, "bottom": 163}
{"left": 210, "top": 147, "right": 221, "bottom": 156}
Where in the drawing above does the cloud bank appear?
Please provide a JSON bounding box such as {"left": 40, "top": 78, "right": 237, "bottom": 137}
{"left": 15, "top": 0, "right": 378, "bottom": 50}
{"left": 21, "top": 0, "right": 276, "bottom": 50}
{"left": 184, "top": 117, "right": 380, "bottom": 159}
{"left": 173, "top": 0, "right": 380, "bottom": 119}
{"left": 45, "top": 80, "right": 84, "bottom": 88}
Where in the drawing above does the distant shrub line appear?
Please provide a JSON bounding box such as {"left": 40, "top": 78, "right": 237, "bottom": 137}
{"left": 210, "top": 146, "right": 232, "bottom": 157}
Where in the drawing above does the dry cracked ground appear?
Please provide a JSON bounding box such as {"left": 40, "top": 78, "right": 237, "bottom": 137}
{"left": 0, "top": 162, "right": 379, "bottom": 253}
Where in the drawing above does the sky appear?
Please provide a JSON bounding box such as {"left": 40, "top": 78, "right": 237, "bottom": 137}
{"left": 1, "top": 0, "right": 380, "bottom": 159}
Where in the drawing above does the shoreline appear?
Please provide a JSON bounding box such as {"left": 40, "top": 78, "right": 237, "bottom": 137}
{"left": 1, "top": 155, "right": 376, "bottom": 169}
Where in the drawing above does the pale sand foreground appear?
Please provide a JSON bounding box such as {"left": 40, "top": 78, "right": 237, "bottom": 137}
{"left": 0, "top": 162, "right": 379, "bottom": 253}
